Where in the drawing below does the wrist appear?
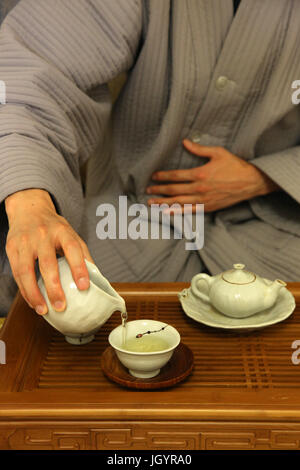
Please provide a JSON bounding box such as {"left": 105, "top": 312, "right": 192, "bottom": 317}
{"left": 5, "top": 189, "right": 56, "bottom": 219}
{"left": 247, "top": 164, "right": 280, "bottom": 197}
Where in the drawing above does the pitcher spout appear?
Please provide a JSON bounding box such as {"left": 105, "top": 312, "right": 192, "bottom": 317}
{"left": 111, "top": 297, "right": 127, "bottom": 315}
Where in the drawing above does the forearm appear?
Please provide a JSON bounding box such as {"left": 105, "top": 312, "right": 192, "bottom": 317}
{"left": 0, "top": 0, "right": 142, "bottom": 226}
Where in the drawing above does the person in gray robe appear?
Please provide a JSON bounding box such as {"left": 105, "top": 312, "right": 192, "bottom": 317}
{"left": 0, "top": 0, "right": 300, "bottom": 316}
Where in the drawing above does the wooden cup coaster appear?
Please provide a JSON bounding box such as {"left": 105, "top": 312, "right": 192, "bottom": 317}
{"left": 101, "top": 343, "right": 194, "bottom": 390}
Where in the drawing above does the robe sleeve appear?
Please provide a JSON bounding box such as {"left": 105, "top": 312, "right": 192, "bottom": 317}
{"left": 0, "top": 0, "right": 142, "bottom": 231}
{"left": 251, "top": 146, "right": 300, "bottom": 204}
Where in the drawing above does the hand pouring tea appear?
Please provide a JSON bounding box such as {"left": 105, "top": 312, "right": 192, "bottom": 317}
{"left": 38, "top": 257, "right": 127, "bottom": 344}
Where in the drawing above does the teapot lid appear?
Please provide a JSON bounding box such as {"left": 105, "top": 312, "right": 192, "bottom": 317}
{"left": 222, "top": 263, "right": 256, "bottom": 284}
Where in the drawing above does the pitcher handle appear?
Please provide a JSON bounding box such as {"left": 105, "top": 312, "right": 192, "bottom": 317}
{"left": 191, "top": 273, "right": 211, "bottom": 303}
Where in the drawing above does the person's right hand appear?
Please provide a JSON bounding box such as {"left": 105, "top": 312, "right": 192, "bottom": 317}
{"left": 5, "top": 189, "right": 94, "bottom": 315}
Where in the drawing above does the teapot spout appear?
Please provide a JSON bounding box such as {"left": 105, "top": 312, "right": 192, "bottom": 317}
{"left": 265, "top": 279, "right": 287, "bottom": 309}
{"left": 273, "top": 279, "right": 287, "bottom": 293}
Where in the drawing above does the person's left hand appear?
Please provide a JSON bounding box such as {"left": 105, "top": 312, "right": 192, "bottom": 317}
{"left": 146, "top": 139, "right": 280, "bottom": 212}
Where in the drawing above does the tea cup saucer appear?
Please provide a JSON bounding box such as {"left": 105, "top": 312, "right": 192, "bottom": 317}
{"left": 178, "top": 283, "right": 296, "bottom": 333}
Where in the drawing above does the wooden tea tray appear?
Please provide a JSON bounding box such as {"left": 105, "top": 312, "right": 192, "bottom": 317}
{"left": 1, "top": 282, "right": 300, "bottom": 450}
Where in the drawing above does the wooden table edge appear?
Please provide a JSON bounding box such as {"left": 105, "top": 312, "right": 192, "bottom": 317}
{"left": 1, "top": 406, "right": 300, "bottom": 422}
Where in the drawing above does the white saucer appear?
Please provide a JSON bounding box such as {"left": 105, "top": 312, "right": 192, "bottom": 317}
{"left": 178, "top": 285, "right": 296, "bottom": 333}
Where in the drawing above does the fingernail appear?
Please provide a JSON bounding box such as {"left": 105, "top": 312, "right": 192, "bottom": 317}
{"left": 77, "top": 277, "right": 90, "bottom": 290}
{"left": 35, "top": 305, "right": 47, "bottom": 315}
{"left": 54, "top": 300, "right": 66, "bottom": 311}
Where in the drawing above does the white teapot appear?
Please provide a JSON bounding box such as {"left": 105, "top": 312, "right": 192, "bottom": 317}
{"left": 38, "top": 257, "right": 126, "bottom": 344}
{"left": 190, "top": 263, "right": 287, "bottom": 319}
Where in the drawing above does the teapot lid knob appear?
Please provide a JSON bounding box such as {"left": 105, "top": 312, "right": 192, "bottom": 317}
{"left": 222, "top": 263, "right": 255, "bottom": 284}
{"left": 233, "top": 263, "right": 245, "bottom": 270}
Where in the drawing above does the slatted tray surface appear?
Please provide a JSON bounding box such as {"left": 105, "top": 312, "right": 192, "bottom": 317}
{"left": 1, "top": 283, "right": 300, "bottom": 394}
{"left": 38, "top": 296, "right": 300, "bottom": 391}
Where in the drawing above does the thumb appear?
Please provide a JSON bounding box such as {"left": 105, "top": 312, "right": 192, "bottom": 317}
{"left": 182, "top": 139, "right": 220, "bottom": 159}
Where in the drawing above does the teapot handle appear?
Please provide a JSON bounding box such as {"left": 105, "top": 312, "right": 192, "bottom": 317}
{"left": 191, "top": 273, "right": 211, "bottom": 303}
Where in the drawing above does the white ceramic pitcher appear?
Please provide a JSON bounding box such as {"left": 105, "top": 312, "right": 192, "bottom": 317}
{"left": 38, "top": 257, "right": 126, "bottom": 344}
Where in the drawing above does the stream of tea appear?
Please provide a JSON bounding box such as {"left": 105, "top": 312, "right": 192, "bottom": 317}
{"left": 121, "top": 311, "right": 128, "bottom": 347}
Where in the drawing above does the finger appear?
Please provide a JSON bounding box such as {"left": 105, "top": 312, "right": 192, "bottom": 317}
{"left": 13, "top": 273, "right": 31, "bottom": 308}
{"left": 151, "top": 168, "right": 196, "bottom": 182}
{"left": 148, "top": 195, "right": 202, "bottom": 206}
{"left": 7, "top": 254, "right": 33, "bottom": 308}
{"left": 162, "top": 204, "right": 204, "bottom": 214}
{"left": 147, "top": 182, "right": 201, "bottom": 196}
{"left": 183, "top": 139, "right": 223, "bottom": 158}
{"left": 59, "top": 233, "right": 90, "bottom": 290}
{"left": 5, "top": 239, "right": 31, "bottom": 306}
{"left": 77, "top": 237, "right": 95, "bottom": 264}
{"left": 16, "top": 244, "right": 48, "bottom": 315}
{"left": 38, "top": 243, "right": 66, "bottom": 312}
